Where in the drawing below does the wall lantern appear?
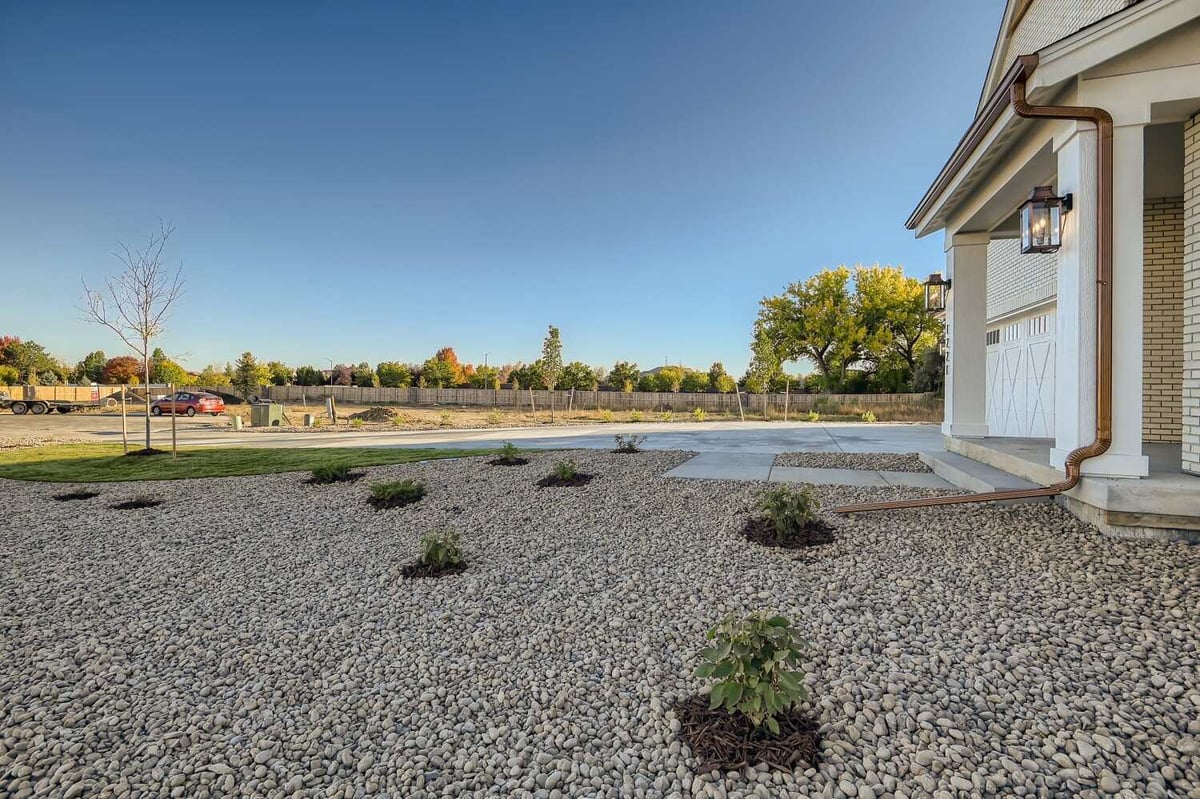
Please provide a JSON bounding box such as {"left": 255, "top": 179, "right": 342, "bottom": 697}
{"left": 924, "top": 273, "right": 950, "bottom": 313}
{"left": 1019, "top": 185, "right": 1072, "bottom": 254}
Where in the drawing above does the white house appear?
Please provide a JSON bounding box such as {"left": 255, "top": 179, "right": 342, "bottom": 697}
{"left": 909, "top": 0, "right": 1200, "bottom": 539}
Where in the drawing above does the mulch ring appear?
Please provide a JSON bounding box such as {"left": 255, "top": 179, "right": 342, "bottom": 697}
{"left": 400, "top": 561, "right": 468, "bottom": 579}
{"left": 125, "top": 448, "right": 169, "bottom": 457}
{"left": 367, "top": 494, "right": 425, "bottom": 511}
{"left": 488, "top": 457, "right": 530, "bottom": 466}
{"left": 536, "top": 474, "right": 595, "bottom": 488}
{"left": 673, "top": 695, "right": 820, "bottom": 772}
{"left": 742, "top": 518, "right": 835, "bottom": 548}
{"left": 304, "top": 473, "right": 364, "bottom": 485}
{"left": 53, "top": 490, "right": 101, "bottom": 502}
{"left": 110, "top": 497, "right": 163, "bottom": 510}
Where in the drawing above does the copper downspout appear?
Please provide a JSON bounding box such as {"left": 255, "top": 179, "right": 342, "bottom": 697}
{"left": 834, "top": 57, "right": 1113, "bottom": 514}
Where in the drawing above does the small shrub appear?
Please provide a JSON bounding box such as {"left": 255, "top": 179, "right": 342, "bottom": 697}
{"left": 861, "top": 410, "right": 877, "bottom": 423}
{"left": 420, "top": 530, "right": 464, "bottom": 569}
{"left": 486, "top": 411, "right": 503, "bottom": 426}
{"left": 110, "top": 496, "right": 162, "bottom": 510}
{"left": 499, "top": 441, "right": 519, "bottom": 460}
{"left": 350, "top": 417, "right": 364, "bottom": 428}
{"left": 692, "top": 407, "right": 706, "bottom": 422}
{"left": 599, "top": 408, "right": 614, "bottom": 423}
{"left": 53, "top": 490, "right": 100, "bottom": 502}
{"left": 695, "top": 612, "right": 810, "bottom": 734}
{"left": 309, "top": 462, "right": 358, "bottom": 484}
{"left": 552, "top": 460, "right": 577, "bottom": 480}
{"left": 754, "top": 485, "right": 825, "bottom": 546}
{"left": 490, "top": 441, "right": 529, "bottom": 466}
{"left": 661, "top": 410, "right": 673, "bottom": 422}
{"left": 439, "top": 411, "right": 452, "bottom": 426}
{"left": 392, "top": 415, "right": 406, "bottom": 426}
{"left": 805, "top": 410, "right": 820, "bottom": 423}
{"left": 629, "top": 410, "right": 644, "bottom": 423}
{"left": 368, "top": 479, "right": 426, "bottom": 509}
{"left": 613, "top": 434, "right": 646, "bottom": 453}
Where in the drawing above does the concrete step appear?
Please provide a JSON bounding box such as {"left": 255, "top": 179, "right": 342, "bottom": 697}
{"left": 920, "top": 451, "right": 1051, "bottom": 502}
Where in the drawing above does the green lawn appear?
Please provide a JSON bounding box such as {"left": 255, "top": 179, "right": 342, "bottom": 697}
{"left": 0, "top": 444, "right": 494, "bottom": 482}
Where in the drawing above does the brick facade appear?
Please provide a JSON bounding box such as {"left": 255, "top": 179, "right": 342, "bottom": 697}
{"left": 1143, "top": 198, "right": 1184, "bottom": 443}
{"left": 986, "top": 238, "right": 1057, "bottom": 321}
{"left": 1184, "top": 114, "right": 1200, "bottom": 474}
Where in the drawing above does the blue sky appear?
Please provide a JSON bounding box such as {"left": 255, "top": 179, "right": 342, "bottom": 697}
{"left": 1, "top": 1, "right": 1002, "bottom": 375}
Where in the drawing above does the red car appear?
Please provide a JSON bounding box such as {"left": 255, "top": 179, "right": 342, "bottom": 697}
{"left": 150, "top": 391, "right": 226, "bottom": 417}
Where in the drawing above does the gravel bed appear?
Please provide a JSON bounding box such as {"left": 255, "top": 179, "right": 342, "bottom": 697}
{"left": 2, "top": 450, "right": 1198, "bottom": 798}
{"left": 774, "top": 451, "right": 932, "bottom": 472}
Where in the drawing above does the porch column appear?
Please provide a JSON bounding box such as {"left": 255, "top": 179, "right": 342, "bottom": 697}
{"left": 1185, "top": 113, "right": 1200, "bottom": 475}
{"left": 942, "top": 231, "right": 989, "bottom": 438}
{"left": 1051, "top": 121, "right": 1149, "bottom": 477}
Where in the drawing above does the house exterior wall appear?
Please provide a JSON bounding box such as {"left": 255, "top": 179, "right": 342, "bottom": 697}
{"left": 1183, "top": 114, "right": 1200, "bottom": 474}
{"left": 986, "top": 238, "right": 1057, "bottom": 321}
{"left": 1142, "top": 197, "right": 1184, "bottom": 443}
{"left": 1003, "top": 0, "right": 1130, "bottom": 66}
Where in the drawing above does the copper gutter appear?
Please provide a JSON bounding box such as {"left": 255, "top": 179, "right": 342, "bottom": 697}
{"left": 835, "top": 55, "right": 1114, "bottom": 515}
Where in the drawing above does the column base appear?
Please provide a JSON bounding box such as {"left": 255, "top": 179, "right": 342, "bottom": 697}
{"left": 942, "top": 421, "right": 989, "bottom": 438}
{"left": 1050, "top": 447, "right": 1149, "bottom": 478}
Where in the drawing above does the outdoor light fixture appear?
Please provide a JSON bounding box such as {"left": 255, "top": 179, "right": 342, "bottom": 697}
{"left": 924, "top": 272, "right": 950, "bottom": 313}
{"left": 1019, "top": 185, "right": 1071, "bottom": 254}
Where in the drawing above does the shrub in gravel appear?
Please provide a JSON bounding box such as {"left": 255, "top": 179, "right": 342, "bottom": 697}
{"left": 308, "top": 462, "right": 360, "bottom": 484}
{"left": 402, "top": 530, "right": 467, "bottom": 578}
{"left": 744, "top": 486, "right": 833, "bottom": 548}
{"left": 110, "top": 496, "right": 163, "bottom": 510}
{"left": 676, "top": 612, "right": 818, "bottom": 770}
{"left": 52, "top": 490, "right": 100, "bottom": 502}
{"left": 489, "top": 441, "right": 529, "bottom": 466}
{"left": 537, "top": 460, "right": 593, "bottom": 488}
{"left": 368, "top": 479, "right": 426, "bottom": 509}
{"left": 613, "top": 434, "right": 646, "bottom": 453}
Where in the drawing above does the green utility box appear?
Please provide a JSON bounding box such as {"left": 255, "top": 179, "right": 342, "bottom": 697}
{"left": 251, "top": 402, "right": 284, "bottom": 427}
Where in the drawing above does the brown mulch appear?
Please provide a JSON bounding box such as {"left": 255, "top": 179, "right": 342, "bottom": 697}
{"left": 125, "top": 448, "right": 169, "bottom": 457}
{"left": 400, "top": 561, "right": 468, "bottom": 579}
{"left": 488, "top": 457, "right": 530, "bottom": 466}
{"left": 368, "top": 494, "right": 424, "bottom": 510}
{"left": 673, "top": 694, "right": 820, "bottom": 772}
{"left": 52, "top": 491, "right": 101, "bottom": 502}
{"left": 742, "top": 518, "right": 835, "bottom": 548}
{"left": 536, "top": 474, "right": 595, "bottom": 488}
{"left": 110, "top": 498, "right": 163, "bottom": 510}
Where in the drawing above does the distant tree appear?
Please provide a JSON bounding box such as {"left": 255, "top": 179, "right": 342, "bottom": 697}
{"left": 469, "top": 365, "right": 501, "bottom": 389}
{"left": 376, "top": 361, "right": 412, "bottom": 388}
{"left": 433, "top": 347, "right": 464, "bottom": 384}
{"left": 351, "top": 361, "right": 378, "bottom": 387}
{"left": 0, "top": 336, "right": 20, "bottom": 355}
{"left": 655, "top": 366, "right": 685, "bottom": 393}
{"left": 507, "top": 361, "right": 543, "bottom": 392}
{"left": 331, "top": 364, "right": 353, "bottom": 386}
{"left": 459, "top": 363, "right": 476, "bottom": 387}
{"left": 911, "top": 348, "right": 945, "bottom": 395}
{"left": 539, "top": 325, "right": 563, "bottom": 420}
{"left": 266, "top": 361, "right": 293, "bottom": 386}
{"left": 636, "top": 373, "right": 658, "bottom": 392}
{"left": 707, "top": 362, "right": 729, "bottom": 390}
{"left": 680, "top": 371, "right": 709, "bottom": 393}
{"left": 150, "top": 347, "right": 189, "bottom": 386}
{"left": 231, "top": 352, "right": 270, "bottom": 397}
{"left": 608, "top": 361, "right": 639, "bottom": 392}
{"left": 293, "top": 365, "right": 325, "bottom": 386}
{"left": 80, "top": 221, "right": 184, "bottom": 451}
{"left": 0, "top": 365, "right": 19, "bottom": 385}
{"left": 102, "top": 355, "right": 142, "bottom": 384}
{"left": 743, "top": 326, "right": 781, "bottom": 394}
{"left": 421, "top": 356, "right": 457, "bottom": 388}
{"left": 1, "top": 339, "right": 56, "bottom": 382}
{"left": 713, "top": 374, "right": 737, "bottom": 394}
{"left": 559, "top": 361, "right": 599, "bottom": 391}
{"left": 196, "top": 363, "right": 232, "bottom": 386}
{"left": 74, "top": 350, "right": 107, "bottom": 383}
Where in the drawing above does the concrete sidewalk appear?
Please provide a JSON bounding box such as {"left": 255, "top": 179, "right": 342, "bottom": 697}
{"left": 663, "top": 451, "right": 954, "bottom": 488}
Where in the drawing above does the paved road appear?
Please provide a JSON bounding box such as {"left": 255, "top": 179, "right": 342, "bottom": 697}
{"left": 1, "top": 412, "right": 944, "bottom": 455}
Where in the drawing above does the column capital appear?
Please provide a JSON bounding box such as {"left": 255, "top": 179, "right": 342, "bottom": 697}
{"left": 945, "top": 231, "right": 990, "bottom": 251}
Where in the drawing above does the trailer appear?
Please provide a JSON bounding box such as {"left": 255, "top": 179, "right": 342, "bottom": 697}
{"left": 0, "top": 385, "right": 118, "bottom": 415}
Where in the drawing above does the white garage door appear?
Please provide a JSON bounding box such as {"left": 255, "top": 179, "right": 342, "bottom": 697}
{"left": 986, "top": 308, "right": 1055, "bottom": 438}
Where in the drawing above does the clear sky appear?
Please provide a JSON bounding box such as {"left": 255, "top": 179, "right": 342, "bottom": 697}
{"left": 1, "top": 1, "right": 1002, "bottom": 375}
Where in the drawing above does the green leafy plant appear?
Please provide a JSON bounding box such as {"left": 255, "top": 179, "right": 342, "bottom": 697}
{"left": 392, "top": 414, "right": 407, "bottom": 426}
{"left": 368, "top": 479, "right": 426, "bottom": 509}
{"left": 660, "top": 410, "right": 673, "bottom": 422}
{"left": 695, "top": 612, "right": 810, "bottom": 734}
{"left": 613, "top": 434, "right": 646, "bottom": 453}
{"left": 692, "top": 407, "right": 706, "bottom": 422}
{"left": 486, "top": 411, "right": 502, "bottom": 426}
{"left": 758, "top": 485, "right": 821, "bottom": 539}
{"left": 309, "top": 461, "right": 356, "bottom": 484}
{"left": 498, "top": 441, "right": 520, "bottom": 460}
{"left": 629, "top": 410, "right": 644, "bottom": 423}
{"left": 599, "top": 408, "right": 614, "bottom": 423}
{"left": 420, "top": 530, "right": 464, "bottom": 569}
{"left": 861, "top": 410, "right": 877, "bottom": 423}
{"left": 438, "top": 411, "right": 452, "bottom": 426}
{"left": 805, "top": 410, "right": 820, "bottom": 423}
{"left": 551, "top": 460, "right": 578, "bottom": 480}
{"left": 350, "top": 417, "right": 364, "bottom": 428}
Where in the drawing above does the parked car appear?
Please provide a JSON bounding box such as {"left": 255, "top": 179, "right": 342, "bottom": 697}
{"left": 150, "top": 391, "right": 225, "bottom": 417}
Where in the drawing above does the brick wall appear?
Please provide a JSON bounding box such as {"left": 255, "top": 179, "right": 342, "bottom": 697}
{"left": 1184, "top": 114, "right": 1200, "bottom": 474}
{"left": 986, "top": 238, "right": 1057, "bottom": 321}
{"left": 1143, "top": 198, "right": 1184, "bottom": 443}
{"left": 1003, "top": 0, "right": 1130, "bottom": 66}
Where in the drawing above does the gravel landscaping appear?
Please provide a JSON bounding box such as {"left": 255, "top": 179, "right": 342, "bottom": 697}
{"left": 2, "top": 450, "right": 1199, "bottom": 798}
{"left": 774, "top": 451, "right": 932, "bottom": 473}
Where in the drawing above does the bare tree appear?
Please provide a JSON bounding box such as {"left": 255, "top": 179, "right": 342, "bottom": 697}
{"left": 80, "top": 222, "right": 185, "bottom": 452}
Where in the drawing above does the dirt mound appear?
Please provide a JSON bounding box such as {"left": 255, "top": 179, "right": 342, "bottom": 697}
{"left": 348, "top": 406, "right": 397, "bottom": 423}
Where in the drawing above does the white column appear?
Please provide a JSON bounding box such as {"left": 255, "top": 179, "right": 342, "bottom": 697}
{"left": 942, "top": 231, "right": 989, "bottom": 438}
{"left": 1051, "top": 121, "right": 1149, "bottom": 477}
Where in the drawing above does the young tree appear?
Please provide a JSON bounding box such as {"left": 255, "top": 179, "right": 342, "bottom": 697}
{"left": 266, "top": 361, "right": 293, "bottom": 386}
{"left": 232, "top": 352, "right": 270, "bottom": 397}
{"left": 376, "top": 361, "right": 413, "bottom": 388}
{"left": 608, "top": 361, "right": 640, "bottom": 392}
{"left": 540, "top": 325, "right": 563, "bottom": 420}
{"left": 707, "top": 362, "right": 729, "bottom": 391}
{"left": 743, "top": 326, "right": 782, "bottom": 394}
{"left": 102, "top": 355, "right": 142, "bottom": 384}
{"left": 80, "top": 222, "right": 184, "bottom": 452}
{"left": 293, "top": 365, "right": 325, "bottom": 386}
{"left": 75, "top": 350, "right": 107, "bottom": 383}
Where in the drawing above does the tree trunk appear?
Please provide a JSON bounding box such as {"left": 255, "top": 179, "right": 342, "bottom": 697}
{"left": 142, "top": 350, "right": 151, "bottom": 451}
